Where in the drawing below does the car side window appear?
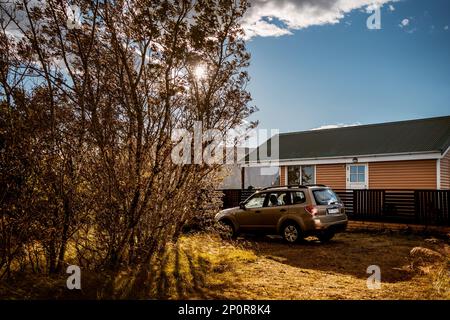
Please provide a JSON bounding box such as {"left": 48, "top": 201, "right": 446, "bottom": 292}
{"left": 292, "top": 191, "right": 306, "bottom": 204}
{"left": 267, "top": 192, "right": 290, "bottom": 207}
{"left": 245, "top": 193, "right": 266, "bottom": 209}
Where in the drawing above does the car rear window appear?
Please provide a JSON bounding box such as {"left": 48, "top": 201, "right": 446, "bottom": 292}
{"left": 312, "top": 189, "right": 340, "bottom": 205}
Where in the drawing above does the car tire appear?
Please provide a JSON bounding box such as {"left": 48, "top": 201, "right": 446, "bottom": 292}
{"left": 282, "top": 222, "right": 301, "bottom": 243}
{"left": 218, "top": 220, "right": 237, "bottom": 239}
{"left": 318, "top": 230, "right": 335, "bottom": 243}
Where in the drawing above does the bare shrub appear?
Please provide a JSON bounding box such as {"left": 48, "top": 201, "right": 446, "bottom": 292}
{"left": 0, "top": 0, "right": 254, "bottom": 292}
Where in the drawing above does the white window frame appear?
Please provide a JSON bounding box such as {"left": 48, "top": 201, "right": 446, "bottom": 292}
{"left": 346, "top": 163, "right": 369, "bottom": 189}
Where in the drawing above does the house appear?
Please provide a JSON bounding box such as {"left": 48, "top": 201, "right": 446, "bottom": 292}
{"left": 243, "top": 116, "right": 450, "bottom": 190}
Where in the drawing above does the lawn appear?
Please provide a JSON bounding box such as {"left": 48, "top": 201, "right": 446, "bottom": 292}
{"left": 1, "top": 231, "right": 448, "bottom": 300}
{"left": 164, "top": 231, "right": 449, "bottom": 300}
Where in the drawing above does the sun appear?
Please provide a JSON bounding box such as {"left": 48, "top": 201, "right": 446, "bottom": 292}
{"left": 194, "top": 64, "right": 207, "bottom": 80}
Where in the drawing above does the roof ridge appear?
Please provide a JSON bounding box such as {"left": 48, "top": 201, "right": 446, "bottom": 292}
{"left": 279, "top": 115, "right": 450, "bottom": 136}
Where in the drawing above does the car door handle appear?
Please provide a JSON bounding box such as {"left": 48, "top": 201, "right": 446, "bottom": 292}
{"left": 280, "top": 209, "right": 287, "bottom": 212}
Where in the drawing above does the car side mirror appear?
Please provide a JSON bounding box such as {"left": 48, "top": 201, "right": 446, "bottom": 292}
{"left": 239, "top": 202, "right": 246, "bottom": 210}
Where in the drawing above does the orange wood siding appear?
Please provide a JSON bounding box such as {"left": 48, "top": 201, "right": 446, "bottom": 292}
{"left": 316, "top": 164, "right": 346, "bottom": 190}
{"left": 441, "top": 151, "right": 450, "bottom": 189}
{"left": 369, "top": 160, "right": 437, "bottom": 189}
{"left": 280, "top": 166, "right": 286, "bottom": 185}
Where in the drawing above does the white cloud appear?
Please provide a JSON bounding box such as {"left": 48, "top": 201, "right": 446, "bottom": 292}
{"left": 243, "top": 0, "right": 397, "bottom": 39}
{"left": 445, "top": 25, "right": 449, "bottom": 31}
{"left": 388, "top": 4, "right": 395, "bottom": 11}
{"left": 399, "top": 18, "right": 410, "bottom": 28}
{"left": 365, "top": 3, "right": 380, "bottom": 13}
{"left": 398, "top": 17, "right": 416, "bottom": 33}
{"left": 244, "top": 19, "right": 293, "bottom": 38}
{"left": 311, "top": 123, "right": 361, "bottom": 130}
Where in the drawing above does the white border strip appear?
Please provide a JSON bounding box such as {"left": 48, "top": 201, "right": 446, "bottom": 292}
{"left": 437, "top": 158, "right": 441, "bottom": 189}
{"left": 442, "top": 146, "right": 450, "bottom": 158}
{"left": 242, "top": 151, "right": 442, "bottom": 167}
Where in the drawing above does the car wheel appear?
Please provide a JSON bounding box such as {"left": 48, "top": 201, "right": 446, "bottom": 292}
{"left": 282, "top": 222, "right": 301, "bottom": 243}
{"left": 218, "top": 220, "right": 236, "bottom": 239}
{"left": 318, "top": 230, "right": 335, "bottom": 243}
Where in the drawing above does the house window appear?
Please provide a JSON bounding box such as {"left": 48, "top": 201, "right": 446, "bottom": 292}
{"left": 287, "top": 165, "right": 315, "bottom": 185}
{"left": 350, "top": 164, "right": 366, "bottom": 183}
{"left": 302, "top": 165, "right": 315, "bottom": 184}
{"left": 287, "top": 166, "right": 301, "bottom": 184}
{"left": 346, "top": 164, "right": 368, "bottom": 189}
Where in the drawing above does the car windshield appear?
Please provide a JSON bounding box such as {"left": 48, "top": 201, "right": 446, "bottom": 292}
{"left": 313, "top": 189, "right": 340, "bottom": 205}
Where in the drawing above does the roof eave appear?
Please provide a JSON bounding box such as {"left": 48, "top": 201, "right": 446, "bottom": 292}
{"left": 241, "top": 150, "right": 442, "bottom": 167}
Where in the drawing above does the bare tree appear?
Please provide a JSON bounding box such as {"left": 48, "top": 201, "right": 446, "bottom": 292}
{"left": 0, "top": 0, "right": 255, "bottom": 285}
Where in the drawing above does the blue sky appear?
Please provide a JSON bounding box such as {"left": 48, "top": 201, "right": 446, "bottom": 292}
{"left": 245, "top": 0, "right": 450, "bottom": 133}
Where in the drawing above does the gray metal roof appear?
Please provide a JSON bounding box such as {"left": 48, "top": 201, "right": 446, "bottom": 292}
{"left": 248, "top": 116, "right": 450, "bottom": 161}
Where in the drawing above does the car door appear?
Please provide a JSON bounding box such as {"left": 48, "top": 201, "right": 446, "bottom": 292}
{"left": 262, "top": 192, "right": 291, "bottom": 230}
{"left": 289, "top": 191, "right": 309, "bottom": 219}
{"left": 236, "top": 192, "right": 292, "bottom": 232}
{"left": 235, "top": 192, "right": 268, "bottom": 230}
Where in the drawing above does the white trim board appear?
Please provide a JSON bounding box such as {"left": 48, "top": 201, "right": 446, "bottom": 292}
{"left": 242, "top": 151, "right": 441, "bottom": 167}
{"left": 442, "top": 146, "right": 450, "bottom": 158}
{"left": 437, "top": 158, "right": 441, "bottom": 189}
{"left": 285, "top": 166, "right": 288, "bottom": 185}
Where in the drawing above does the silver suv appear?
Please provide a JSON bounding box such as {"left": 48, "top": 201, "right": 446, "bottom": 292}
{"left": 215, "top": 185, "right": 348, "bottom": 243}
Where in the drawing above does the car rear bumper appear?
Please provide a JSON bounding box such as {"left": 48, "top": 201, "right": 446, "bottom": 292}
{"left": 312, "top": 214, "right": 348, "bottom": 233}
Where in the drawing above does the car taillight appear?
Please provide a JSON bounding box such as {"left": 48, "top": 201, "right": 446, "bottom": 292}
{"left": 305, "top": 205, "right": 319, "bottom": 216}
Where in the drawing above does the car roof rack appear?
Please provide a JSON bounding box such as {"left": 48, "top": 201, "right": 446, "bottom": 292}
{"left": 303, "top": 184, "right": 327, "bottom": 187}
{"left": 259, "top": 185, "right": 298, "bottom": 190}
{"left": 259, "top": 184, "right": 327, "bottom": 191}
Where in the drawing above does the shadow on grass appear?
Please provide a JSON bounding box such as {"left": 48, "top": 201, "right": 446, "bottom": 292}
{"left": 3, "top": 231, "right": 435, "bottom": 299}
{"left": 235, "top": 232, "right": 423, "bottom": 283}
{"left": 0, "top": 232, "right": 250, "bottom": 300}
{"left": 110, "top": 236, "right": 241, "bottom": 299}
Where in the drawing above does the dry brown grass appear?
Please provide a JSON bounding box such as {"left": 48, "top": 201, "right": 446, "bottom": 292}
{"left": 176, "top": 232, "right": 449, "bottom": 300}
{"left": 1, "top": 231, "right": 448, "bottom": 300}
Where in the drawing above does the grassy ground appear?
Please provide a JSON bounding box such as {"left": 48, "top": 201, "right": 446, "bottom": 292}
{"left": 1, "top": 231, "right": 449, "bottom": 299}
{"left": 164, "top": 231, "right": 449, "bottom": 300}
